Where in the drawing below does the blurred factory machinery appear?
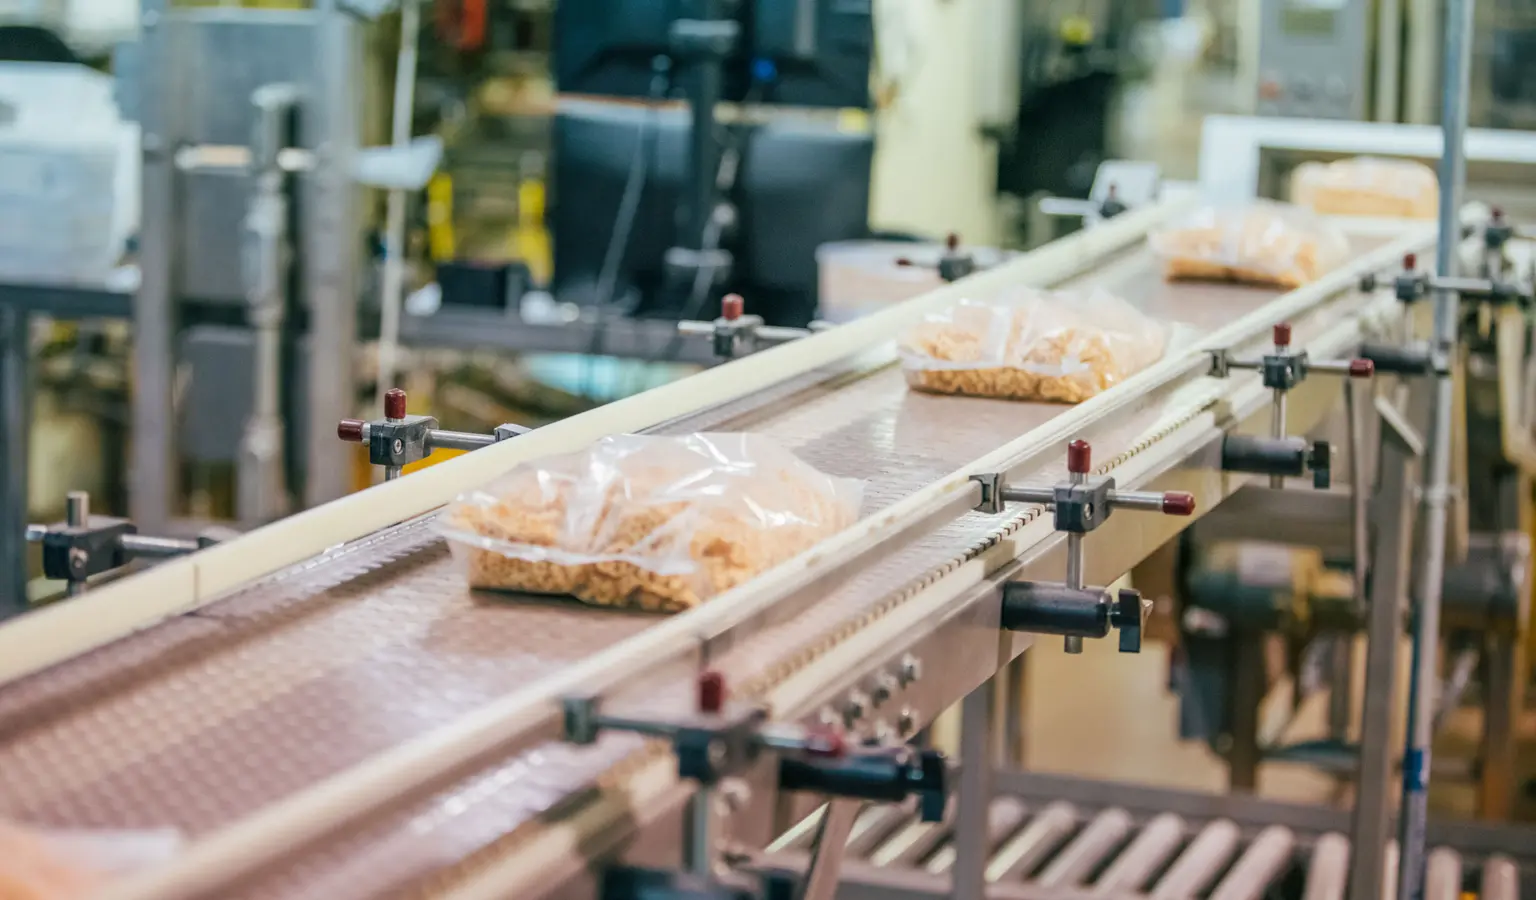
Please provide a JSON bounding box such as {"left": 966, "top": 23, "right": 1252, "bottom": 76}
{"left": 0, "top": 0, "right": 1534, "bottom": 898}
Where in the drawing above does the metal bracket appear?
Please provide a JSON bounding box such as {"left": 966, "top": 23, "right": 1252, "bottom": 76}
{"left": 985, "top": 439, "right": 1192, "bottom": 653}
{"left": 339, "top": 388, "right": 528, "bottom": 480}
{"left": 28, "top": 491, "right": 215, "bottom": 597}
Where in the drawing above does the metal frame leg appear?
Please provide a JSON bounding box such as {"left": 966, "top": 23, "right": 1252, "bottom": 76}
{"left": 953, "top": 679, "right": 995, "bottom": 900}
{"left": 1348, "top": 394, "right": 1425, "bottom": 900}
{"left": 0, "top": 303, "right": 30, "bottom": 615}
{"left": 1477, "top": 632, "right": 1523, "bottom": 819}
{"left": 1003, "top": 655, "right": 1027, "bottom": 769}
{"left": 1227, "top": 631, "right": 1265, "bottom": 793}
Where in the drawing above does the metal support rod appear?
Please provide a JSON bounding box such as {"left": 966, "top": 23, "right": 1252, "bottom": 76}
{"left": 1003, "top": 656, "right": 1027, "bottom": 769}
{"left": 0, "top": 303, "right": 30, "bottom": 616}
{"left": 1227, "top": 632, "right": 1264, "bottom": 793}
{"left": 1398, "top": 0, "right": 1473, "bottom": 892}
{"left": 429, "top": 430, "right": 498, "bottom": 452}
{"left": 64, "top": 491, "right": 88, "bottom": 598}
{"left": 131, "top": 0, "right": 176, "bottom": 533}
{"left": 953, "top": 679, "right": 994, "bottom": 900}
{"left": 1064, "top": 467, "right": 1086, "bottom": 655}
{"left": 119, "top": 534, "right": 202, "bottom": 559}
{"left": 1269, "top": 389, "right": 1288, "bottom": 489}
{"left": 684, "top": 790, "right": 714, "bottom": 878}
{"left": 1330, "top": 379, "right": 1369, "bottom": 743}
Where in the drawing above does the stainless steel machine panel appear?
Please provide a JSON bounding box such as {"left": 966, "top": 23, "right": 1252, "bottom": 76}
{"left": 1256, "top": 0, "right": 1372, "bottom": 120}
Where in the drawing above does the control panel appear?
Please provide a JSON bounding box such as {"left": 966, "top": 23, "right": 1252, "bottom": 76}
{"left": 1255, "top": 0, "right": 1371, "bottom": 120}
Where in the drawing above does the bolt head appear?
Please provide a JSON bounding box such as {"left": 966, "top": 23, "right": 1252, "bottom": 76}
{"left": 898, "top": 654, "right": 923, "bottom": 686}
{"left": 897, "top": 707, "right": 918, "bottom": 737}
{"left": 392, "top": 438, "right": 404, "bottom": 455}
{"left": 870, "top": 673, "right": 898, "bottom": 706}
{"left": 843, "top": 691, "right": 870, "bottom": 727}
{"left": 69, "top": 547, "right": 88, "bottom": 572}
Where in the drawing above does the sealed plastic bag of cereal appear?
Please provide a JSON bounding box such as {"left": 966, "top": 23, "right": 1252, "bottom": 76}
{"left": 1291, "top": 156, "right": 1438, "bottom": 220}
{"left": 898, "top": 287, "right": 1170, "bottom": 404}
{"left": 437, "top": 433, "right": 863, "bottom": 612}
{"left": 1149, "top": 201, "right": 1350, "bottom": 288}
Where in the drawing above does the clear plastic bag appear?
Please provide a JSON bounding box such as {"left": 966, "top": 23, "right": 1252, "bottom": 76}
{"left": 897, "top": 288, "right": 1170, "bottom": 403}
{"left": 1148, "top": 201, "right": 1351, "bottom": 289}
{"left": 1290, "top": 156, "right": 1438, "bottom": 220}
{"left": 437, "top": 433, "right": 864, "bottom": 612}
{"left": 0, "top": 822, "right": 181, "bottom": 899}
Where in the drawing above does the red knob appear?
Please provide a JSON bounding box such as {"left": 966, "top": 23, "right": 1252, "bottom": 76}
{"left": 894, "top": 257, "right": 915, "bottom": 268}
{"left": 804, "top": 726, "right": 847, "bottom": 759}
{"left": 1349, "top": 359, "right": 1375, "bottom": 378}
{"left": 1161, "top": 492, "right": 1197, "bottom": 516}
{"left": 1273, "top": 323, "right": 1292, "bottom": 348}
{"left": 384, "top": 388, "right": 407, "bottom": 420}
{"left": 698, "top": 670, "right": 726, "bottom": 714}
{"left": 1492, "top": 206, "right": 1505, "bottom": 222}
{"left": 338, "top": 418, "right": 365, "bottom": 442}
{"left": 1403, "top": 252, "right": 1417, "bottom": 271}
{"left": 721, "top": 294, "right": 744, "bottom": 322}
{"left": 945, "top": 232, "right": 960, "bottom": 252}
{"left": 1067, "top": 439, "right": 1092, "bottom": 475}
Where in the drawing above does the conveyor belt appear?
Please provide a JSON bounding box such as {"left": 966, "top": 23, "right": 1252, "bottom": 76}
{"left": 768, "top": 792, "right": 1526, "bottom": 900}
{"left": 0, "top": 236, "right": 1401, "bottom": 897}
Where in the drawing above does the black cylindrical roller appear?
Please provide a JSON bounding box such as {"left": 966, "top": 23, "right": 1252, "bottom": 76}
{"left": 1220, "top": 435, "right": 1309, "bottom": 478}
{"left": 1000, "top": 582, "right": 1112, "bottom": 638}
{"left": 1359, "top": 342, "right": 1433, "bottom": 376}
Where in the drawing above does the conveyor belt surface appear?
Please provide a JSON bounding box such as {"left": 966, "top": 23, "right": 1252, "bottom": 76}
{"left": 0, "top": 242, "right": 1387, "bottom": 897}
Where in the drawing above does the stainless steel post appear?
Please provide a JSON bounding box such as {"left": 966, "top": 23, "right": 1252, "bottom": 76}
{"left": 1064, "top": 467, "right": 1086, "bottom": 655}
{"left": 1269, "top": 389, "right": 1288, "bottom": 489}
{"left": 0, "top": 303, "right": 28, "bottom": 615}
{"left": 237, "top": 84, "right": 299, "bottom": 526}
{"left": 1397, "top": 0, "right": 1473, "bottom": 892}
{"left": 130, "top": 0, "right": 177, "bottom": 532}
{"left": 953, "top": 679, "right": 994, "bottom": 900}
{"left": 683, "top": 790, "right": 714, "bottom": 877}
{"left": 302, "top": 1, "right": 361, "bottom": 508}
{"left": 63, "top": 492, "right": 88, "bottom": 598}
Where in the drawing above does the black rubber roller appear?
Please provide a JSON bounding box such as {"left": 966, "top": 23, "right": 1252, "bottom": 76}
{"left": 1359, "top": 342, "right": 1433, "bottom": 376}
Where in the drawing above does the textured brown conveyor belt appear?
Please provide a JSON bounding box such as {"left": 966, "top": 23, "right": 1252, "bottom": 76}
{"left": 0, "top": 250, "right": 1290, "bottom": 898}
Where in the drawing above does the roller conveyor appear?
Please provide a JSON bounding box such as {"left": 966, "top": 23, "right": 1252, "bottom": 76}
{"left": 0, "top": 204, "right": 1453, "bottom": 898}
{"left": 761, "top": 777, "right": 1532, "bottom": 900}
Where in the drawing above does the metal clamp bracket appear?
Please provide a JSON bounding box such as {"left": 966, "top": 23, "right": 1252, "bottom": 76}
{"left": 26, "top": 492, "right": 218, "bottom": 596}
{"left": 338, "top": 388, "right": 530, "bottom": 481}
{"left": 895, "top": 233, "right": 982, "bottom": 284}
{"left": 980, "top": 439, "right": 1193, "bottom": 654}
{"left": 676, "top": 294, "right": 832, "bottom": 361}
{"left": 573, "top": 671, "right": 946, "bottom": 900}
{"left": 1211, "top": 323, "right": 1372, "bottom": 490}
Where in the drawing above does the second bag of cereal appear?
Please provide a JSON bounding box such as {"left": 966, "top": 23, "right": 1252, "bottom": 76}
{"left": 898, "top": 287, "right": 1170, "bottom": 404}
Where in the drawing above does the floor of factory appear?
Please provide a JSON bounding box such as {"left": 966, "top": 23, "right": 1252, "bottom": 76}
{"left": 1018, "top": 634, "right": 1536, "bottom": 823}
